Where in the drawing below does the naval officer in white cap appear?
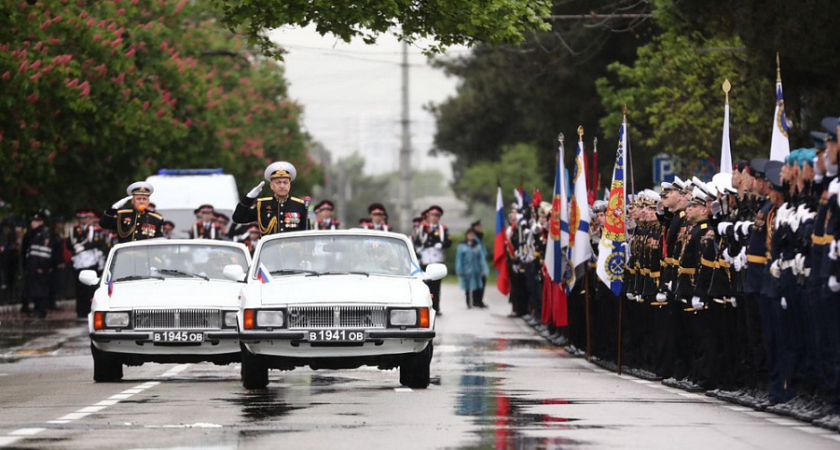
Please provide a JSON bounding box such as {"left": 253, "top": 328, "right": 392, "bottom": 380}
{"left": 233, "top": 161, "right": 311, "bottom": 236}
{"left": 99, "top": 181, "right": 165, "bottom": 243}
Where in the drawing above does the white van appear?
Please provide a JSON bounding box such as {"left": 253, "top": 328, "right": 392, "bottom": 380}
{"left": 146, "top": 169, "right": 239, "bottom": 239}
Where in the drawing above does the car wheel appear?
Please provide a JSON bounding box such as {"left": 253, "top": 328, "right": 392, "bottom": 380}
{"left": 91, "top": 343, "right": 123, "bottom": 382}
{"left": 400, "top": 341, "right": 433, "bottom": 389}
{"left": 241, "top": 345, "right": 269, "bottom": 389}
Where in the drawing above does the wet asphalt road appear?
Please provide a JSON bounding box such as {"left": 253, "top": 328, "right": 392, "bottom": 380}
{"left": 1, "top": 285, "right": 840, "bottom": 449}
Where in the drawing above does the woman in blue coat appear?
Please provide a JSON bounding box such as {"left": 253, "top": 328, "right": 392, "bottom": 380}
{"left": 456, "top": 229, "right": 489, "bottom": 308}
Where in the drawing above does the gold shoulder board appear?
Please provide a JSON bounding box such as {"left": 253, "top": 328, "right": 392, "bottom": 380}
{"left": 290, "top": 196, "right": 305, "bottom": 204}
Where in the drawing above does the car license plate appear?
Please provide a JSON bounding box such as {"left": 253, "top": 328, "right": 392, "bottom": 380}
{"left": 308, "top": 330, "right": 364, "bottom": 342}
{"left": 153, "top": 331, "right": 204, "bottom": 343}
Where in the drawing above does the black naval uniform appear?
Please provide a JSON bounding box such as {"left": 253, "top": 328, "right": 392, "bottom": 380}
{"left": 100, "top": 207, "right": 164, "bottom": 243}
{"left": 233, "top": 196, "right": 311, "bottom": 236}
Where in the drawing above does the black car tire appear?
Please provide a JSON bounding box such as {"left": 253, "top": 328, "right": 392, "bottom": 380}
{"left": 400, "top": 341, "right": 433, "bottom": 389}
{"left": 91, "top": 343, "right": 123, "bottom": 382}
{"left": 241, "top": 344, "right": 269, "bottom": 389}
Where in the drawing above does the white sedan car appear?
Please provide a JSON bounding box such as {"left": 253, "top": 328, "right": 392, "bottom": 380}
{"left": 227, "top": 230, "right": 446, "bottom": 390}
{"left": 80, "top": 239, "right": 251, "bottom": 382}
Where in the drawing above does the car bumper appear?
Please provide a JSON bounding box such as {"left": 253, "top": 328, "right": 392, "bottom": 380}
{"left": 240, "top": 329, "right": 435, "bottom": 358}
{"left": 89, "top": 330, "right": 239, "bottom": 356}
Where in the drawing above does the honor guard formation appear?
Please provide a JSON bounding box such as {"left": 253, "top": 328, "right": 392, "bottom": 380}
{"left": 493, "top": 117, "right": 840, "bottom": 432}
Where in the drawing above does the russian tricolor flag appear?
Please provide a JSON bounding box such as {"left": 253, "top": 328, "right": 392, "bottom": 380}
{"left": 493, "top": 183, "right": 510, "bottom": 295}
{"left": 256, "top": 264, "right": 272, "bottom": 284}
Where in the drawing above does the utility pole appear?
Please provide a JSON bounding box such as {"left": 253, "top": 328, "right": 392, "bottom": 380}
{"left": 398, "top": 41, "right": 413, "bottom": 234}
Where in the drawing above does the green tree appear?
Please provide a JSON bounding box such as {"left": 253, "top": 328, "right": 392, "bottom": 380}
{"left": 596, "top": 3, "right": 772, "bottom": 183}
{"left": 667, "top": 0, "right": 840, "bottom": 138}
{"left": 211, "top": 0, "right": 553, "bottom": 57}
{"left": 0, "top": 0, "right": 314, "bottom": 216}
{"left": 428, "top": 0, "right": 650, "bottom": 196}
{"left": 455, "top": 142, "right": 546, "bottom": 206}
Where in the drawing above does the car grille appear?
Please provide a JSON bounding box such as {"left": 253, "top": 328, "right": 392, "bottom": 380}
{"left": 133, "top": 309, "right": 222, "bottom": 330}
{"left": 287, "top": 306, "right": 387, "bottom": 329}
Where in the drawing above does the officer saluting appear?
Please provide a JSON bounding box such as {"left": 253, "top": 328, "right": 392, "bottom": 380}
{"left": 233, "top": 161, "right": 311, "bottom": 236}
{"left": 100, "top": 181, "right": 165, "bottom": 243}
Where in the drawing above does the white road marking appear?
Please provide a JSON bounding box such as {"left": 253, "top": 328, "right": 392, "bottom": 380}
{"left": 159, "top": 364, "right": 190, "bottom": 378}
{"left": 120, "top": 389, "right": 144, "bottom": 394}
{"left": 57, "top": 412, "right": 90, "bottom": 421}
{"left": 0, "top": 437, "right": 22, "bottom": 446}
{"left": 394, "top": 388, "right": 412, "bottom": 392}
{"left": 77, "top": 406, "right": 107, "bottom": 413}
{"left": 631, "top": 379, "right": 652, "bottom": 384}
{"left": 8, "top": 429, "right": 44, "bottom": 436}
{"left": 764, "top": 418, "right": 800, "bottom": 426}
{"left": 95, "top": 399, "right": 120, "bottom": 406}
{"left": 110, "top": 393, "right": 133, "bottom": 400}
{"left": 46, "top": 420, "right": 70, "bottom": 424}
{"left": 0, "top": 373, "right": 8, "bottom": 376}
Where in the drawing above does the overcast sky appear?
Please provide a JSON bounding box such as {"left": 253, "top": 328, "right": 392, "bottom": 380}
{"left": 268, "top": 26, "right": 469, "bottom": 178}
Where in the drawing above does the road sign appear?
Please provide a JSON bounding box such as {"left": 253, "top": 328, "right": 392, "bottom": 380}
{"left": 653, "top": 154, "right": 675, "bottom": 184}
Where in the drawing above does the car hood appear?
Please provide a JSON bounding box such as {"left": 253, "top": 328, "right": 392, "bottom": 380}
{"left": 258, "top": 275, "right": 414, "bottom": 305}
{"left": 106, "top": 280, "right": 242, "bottom": 309}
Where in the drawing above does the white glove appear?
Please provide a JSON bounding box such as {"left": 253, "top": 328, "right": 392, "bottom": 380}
{"left": 655, "top": 292, "right": 667, "bottom": 302}
{"left": 434, "top": 243, "right": 443, "bottom": 249}
{"left": 729, "top": 297, "right": 738, "bottom": 308}
{"left": 830, "top": 276, "right": 840, "bottom": 293}
{"left": 626, "top": 293, "right": 634, "bottom": 300}
{"left": 246, "top": 181, "right": 265, "bottom": 199}
{"left": 793, "top": 254, "right": 805, "bottom": 276}
{"left": 829, "top": 178, "right": 840, "bottom": 196}
{"left": 737, "top": 221, "right": 753, "bottom": 237}
{"left": 722, "top": 248, "right": 732, "bottom": 264}
{"left": 717, "top": 222, "right": 732, "bottom": 235}
{"left": 780, "top": 297, "right": 788, "bottom": 310}
{"left": 830, "top": 240, "right": 839, "bottom": 261}
{"left": 74, "top": 243, "right": 85, "bottom": 254}
{"left": 733, "top": 253, "right": 743, "bottom": 271}
{"left": 112, "top": 195, "right": 132, "bottom": 209}
{"left": 691, "top": 296, "right": 704, "bottom": 309}
{"left": 666, "top": 281, "right": 673, "bottom": 292}
{"left": 803, "top": 268, "right": 811, "bottom": 278}
{"left": 769, "top": 260, "right": 781, "bottom": 278}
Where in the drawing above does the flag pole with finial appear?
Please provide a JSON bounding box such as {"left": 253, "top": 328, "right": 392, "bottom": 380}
{"left": 769, "top": 52, "right": 791, "bottom": 161}
{"left": 720, "top": 79, "right": 733, "bottom": 173}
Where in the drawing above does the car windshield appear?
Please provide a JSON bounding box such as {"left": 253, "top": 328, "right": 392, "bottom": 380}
{"left": 109, "top": 244, "right": 249, "bottom": 282}
{"left": 257, "top": 235, "right": 414, "bottom": 278}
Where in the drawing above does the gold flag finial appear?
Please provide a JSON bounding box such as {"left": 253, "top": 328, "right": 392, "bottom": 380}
{"left": 622, "top": 104, "right": 628, "bottom": 122}
{"left": 593, "top": 136, "right": 598, "bottom": 150}
{"left": 723, "top": 79, "right": 731, "bottom": 105}
{"left": 776, "top": 52, "right": 781, "bottom": 83}
{"left": 577, "top": 126, "right": 584, "bottom": 139}
{"left": 558, "top": 132, "right": 564, "bottom": 145}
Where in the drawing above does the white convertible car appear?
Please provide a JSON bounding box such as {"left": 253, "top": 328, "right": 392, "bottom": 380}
{"left": 80, "top": 239, "right": 251, "bottom": 382}
{"left": 226, "top": 230, "right": 446, "bottom": 389}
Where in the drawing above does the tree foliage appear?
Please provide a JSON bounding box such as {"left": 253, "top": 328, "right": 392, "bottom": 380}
{"left": 211, "top": 0, "right": 553, "bottom": 57}
{"left": 455, "top": 143, "right": 546, "bottom": 206}
{"left": 596, "top": 9, "right": 773, "bottom": 178}
{"left": 0, "top": 0, "right": 314, "bottom": 217}
{"left": 668, "top": 0, "right": 840, "bottom": 137}
{"left": 429, "top": 0, "right": 650, "bottom": 199}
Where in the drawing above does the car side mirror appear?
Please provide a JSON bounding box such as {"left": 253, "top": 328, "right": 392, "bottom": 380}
{"left": 423, "top": 263, "right": 447, "bottom": 281}
{"left": 223, "top": 265, "right": 247, "bottom": 282}
{"left": 79, "top": 270, "right": 100, "bottom": 286}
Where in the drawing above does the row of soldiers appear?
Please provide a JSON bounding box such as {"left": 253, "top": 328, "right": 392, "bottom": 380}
{"left": 504, "top": 118, "right": 840, "bottom": 429}
{"left": 560, "top": 122, "right": 840, "bottom": 429}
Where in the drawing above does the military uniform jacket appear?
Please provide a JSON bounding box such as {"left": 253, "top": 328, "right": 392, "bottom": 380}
{"left": 190, "top": 221, "right": 224, "bottom": 240}
{"left": 315, "top": 219, "right": 341, "bottom": 230}
{"left": 233, "top": 195, "right": 311, "bottom": 236}
{"left": 642, "top": 222, "right": 662, "bottom": 296}
{"left": 661, "top": 211, "right": 686, "bottom": 292}
{"left": 362, "top": 222, "right": 392, "bottom": 232}
{"left": 100, "top": 207, "right": 164, "bottom": 243}
{"left": 675, "top": 221, "right": 714, "bottom": 300}
{"left": 415, "top": 222, "right": 452, "bottom": 266}
{"left": 743, "top": 198, "right": 772, "bottom": 294}
{"left": 69, "top": 224, "right": 108, "bottom": 270}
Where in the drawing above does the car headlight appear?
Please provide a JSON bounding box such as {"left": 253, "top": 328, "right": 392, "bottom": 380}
{"left": 105, "top": 312, "right": 130, "bottom": 328}
{"left": 390, "top": 309, "right": 417, "bottom": 326}
{"left": 223, "top": 312, "right": 238, "bottom": 328}
{"left": 256, "top": 310, "right": 284, "bottom": 327}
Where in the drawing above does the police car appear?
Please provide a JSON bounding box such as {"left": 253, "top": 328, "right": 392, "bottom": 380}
{"left": 226, "top": 229, "right": 446, "bottom": 389}
{"left": 80, "top": 239, "right": 251, "bottom": 381}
